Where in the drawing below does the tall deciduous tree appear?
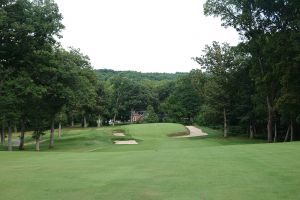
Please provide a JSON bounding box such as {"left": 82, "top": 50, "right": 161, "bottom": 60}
{"left": 203, "top": 0, "right": 300, "bottom": 142}
{"left": 193, "top": 42, "right": 236, "bottom": 137}
{"left": 0, "top": 0, "right": 64, "bottom": 150}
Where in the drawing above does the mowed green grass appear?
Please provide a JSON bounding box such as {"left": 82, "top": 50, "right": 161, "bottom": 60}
{"left": 0, "top": 123, "right": 300, "bottom": 200}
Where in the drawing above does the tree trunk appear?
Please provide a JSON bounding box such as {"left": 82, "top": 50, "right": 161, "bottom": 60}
{"left": 49, "top": 120, "right": 55, "bottom": 148}
{"left": 14, "top": 124, "right": 17, "bottom": 134}
{"left": 113, "top": 114, "right": 117, "bottom": 126}
{"left": 71, "top": 115, "right": 74, "bottom": 127}
{"left": 284, "top": 125, "right": 290, "bottom": 142}
{"left": 97, "top": 115, "right": 101, "bottom": 128}
{"left": 249, "top": 124, "right": 254, "bottom": 139}
{"left": 253, "top": 125, "right": 257, "bottom": 136}
{"left": 7, "top": 126, "right": 12, "bottom": 151}
{"left": 266, "top": 96, "right": 273, "bottom": 143}
{"left": 273, "top": 122, "right": 277, "bottom": 143}
{"left": 1, "top": 120, "right": 4, "bottom": 145}
{"left": 84, "top": 116, "right": 87, "bottom": 128}
{"left": 290, "top": 120, "right": 294, "bottom": 142}
{"left": 36, "top": 136, "right": 40, "bottom": 151}
{"left": 58, "top": 122, "right": 62, "bottom": 138}
{"left": 223, "top": 108, "right": 228, "bottom": 138}
{"left": 19, "top": 120, "right": 25, "bottom": 150}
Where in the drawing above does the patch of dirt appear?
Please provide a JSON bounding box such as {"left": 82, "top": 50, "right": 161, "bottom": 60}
{"left": 114, "top": 140, "right": 138, "bottom": 145}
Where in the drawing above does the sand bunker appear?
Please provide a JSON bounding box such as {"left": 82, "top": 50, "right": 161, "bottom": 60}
{"left": 113, "top": 133, "right": 125, "bottom": 137}
{"left": 114, "top": 140, "right": 138, "bottom": 145}
{"left": 175, "top": 126, "right": 208, "bottom": 138}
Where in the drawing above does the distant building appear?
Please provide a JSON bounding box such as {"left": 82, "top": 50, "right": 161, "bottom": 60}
{"left": 131, "top": 111, "right": 145, "bottom": 122}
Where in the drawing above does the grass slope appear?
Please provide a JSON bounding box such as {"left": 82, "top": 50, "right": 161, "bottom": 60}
{"left": 0, "top": 123, "right": 299, "bottom": 200}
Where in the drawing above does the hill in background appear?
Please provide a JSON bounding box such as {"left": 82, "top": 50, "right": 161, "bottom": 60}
{"left": 95, "top": 69, "right": 187, "bottom": 82}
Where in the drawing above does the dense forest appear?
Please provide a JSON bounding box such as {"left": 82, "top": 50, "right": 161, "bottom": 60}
{"left": 96, "top": 69, "right": 186, "bottom": 82}
{"left": 0, "top": 0, "right": 299, "bottom": 151}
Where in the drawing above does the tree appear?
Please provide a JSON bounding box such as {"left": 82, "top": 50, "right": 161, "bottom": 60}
{"left": 64, "top": 48, "right": 98, "bottom": 129}
{"left": 144, "top": 105, "right": 159, "bottom": 123}
{"left": 162, "top": 75, "right": 201, "bottom": 124}
{"left": 275, "top": 32, "right": 300, "bottom": 141}
{"left": 0, "top": 0, "right": 64, "bottom": 150}
{"left": 193, "top": 42, "right": 236, "bottom": 137}
{"left": 93, "top": 81, "right": 111, "bottom": 127}
{"left": 203, "top": 0, "right": 300, "bottom": 142}
{"left": 0, "top": 79, "right": 21, "bottom": 151}
{"left": 44, "top": 48, "right": 97, "bottom": 147}
{"left": 109, "top": 76, "right": 153, "bottom": 123}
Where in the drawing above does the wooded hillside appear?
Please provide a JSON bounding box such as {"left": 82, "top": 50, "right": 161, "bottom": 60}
{"left": 0, "top": 0, "right": 299, "bottom": 152}
{"left": 96, "top": 69, "right": 186, "bottom": 81}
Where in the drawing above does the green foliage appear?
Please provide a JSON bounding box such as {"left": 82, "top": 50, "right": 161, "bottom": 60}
{"left": 109, "top": 75, "right": 155, "bottom": 121}
{"left": 96, "top": 69, "right": 186, "bottom": 82}
{"left": 200, "top": 0, "right": 300, "bottom": 140}
{"left": 162, "top": 75, "right": 202, "bottom": 124}
{"left": 144, "top": 105, "right": 159, "bottom": 123}
{"left": 0, "top": 0, "right": 64, "bottom": 134}
{"left": 0, "top": 0, "right": 99, "bottom": 150}
{"left": 196, "top": 105, "right": 220, "bottom": 126}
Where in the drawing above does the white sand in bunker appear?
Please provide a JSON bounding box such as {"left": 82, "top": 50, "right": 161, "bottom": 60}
{"left": 114, "top": 140, "right": 138, "bottom": 145}
{"left": 175, "top": 126, "right": 208, "bottom": 138}
{"left": 113, "top": 133, "right": 125, "bottom": 137}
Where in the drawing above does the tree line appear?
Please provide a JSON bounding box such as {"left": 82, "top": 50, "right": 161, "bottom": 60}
{"left": 0, "top": 0, "right": 99, "bottom": 151}
{"left": 1, "top": 0, "right": 299, "bottom": 151}
{"left": 164, "top": 0, "right": 299, "bottom": 142}
{"left": 96, "top": 69, "right": 186, "bottom": 82}
{"left": 199, "top": 0, "right": 300, "bottom": 142}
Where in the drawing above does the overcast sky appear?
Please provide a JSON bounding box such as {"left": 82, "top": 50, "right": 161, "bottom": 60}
{"left": 55, "top": 0, "right": 240, "bottom": 73}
